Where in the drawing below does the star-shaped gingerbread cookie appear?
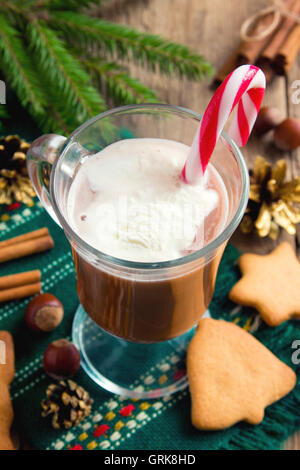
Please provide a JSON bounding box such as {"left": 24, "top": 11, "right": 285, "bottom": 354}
{"left": 229, "top": 242, "right": 300, "bottom": 326}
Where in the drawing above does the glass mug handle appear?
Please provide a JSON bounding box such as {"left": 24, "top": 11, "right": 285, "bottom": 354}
{"left": 27, "top": 134, "right": 67, "bottom": 226}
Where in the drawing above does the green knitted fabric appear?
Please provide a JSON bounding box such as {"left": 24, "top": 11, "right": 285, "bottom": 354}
{"left": 0, "top": 201, "right": 299, "bottom": 450}
{"left": 0, "top": 103, "right": 299, "bottom": 449}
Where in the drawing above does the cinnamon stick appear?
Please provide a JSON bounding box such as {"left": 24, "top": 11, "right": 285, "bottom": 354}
{"left": 0, "top": 235, "right": 54, "bottom": 263}
{"left": 0, "top": 283, "right": 41, "bottom": 303}
{"left": 0, "top": 227, "right": 49, "bottom": 250}
{"left": 0, "top": 270, "right": 41, "bottom": 290}
{"left": 214, "top": 2, "right": 282, "bottom": 85}
{"left": 273, "top": 22, "right": 300, "bottom": 74}
{"left": 213, "top": 51, "right": 240, "bottom": 86}
{"left": 258, "top": 61, "right": 276, "bottom": 84}
{"left": 214, "top": 0, "right": 294, "bottom": 85}
{"left": 257, "top": 0, "right": 300, "bottom": 66}
{"left": 237, "top": 8, "right": 284, "bottom": 65}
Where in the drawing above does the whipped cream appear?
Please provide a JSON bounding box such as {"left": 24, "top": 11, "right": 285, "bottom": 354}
{"left": 67, "top": 138, "right": 224, "bottom": 262}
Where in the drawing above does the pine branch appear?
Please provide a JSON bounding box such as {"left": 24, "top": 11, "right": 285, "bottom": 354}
{"left": 0, "top": 14, "right": 47, "bottom": 120}
{"left": 50, "top": 12, "right": 213, "bottom": 80}
{"left": 26, "top": 20, "right": 106, "bottom": 127}
{"left": 83, "top": 58, "right": 158, "bottom": 105}
{"left": 40, "top": 74, "right": 94, "bottom": 135}
{"left": 44, "top": 0, "right": 106, "bottom": 10}
{"left": 0, "top": 3, "right": 21, "bottom": 15}
{"left": 0, "top": 104, "right": 9, "bottom": 131}
{"left": 7, "top": 0, "right": 104, "bottom": 10}
{"left": 0, "top": 3, "right": 212, "bottom": 135}
{"left": 39, "top": 102, "right": 75, "bottom": 135}
{"left": 0, "top": 106, "right": 9, "bottom": 119}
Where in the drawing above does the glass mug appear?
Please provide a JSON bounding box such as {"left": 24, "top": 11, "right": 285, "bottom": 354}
{"left": 27, "top": 104, "right": 249, "bottom": 399}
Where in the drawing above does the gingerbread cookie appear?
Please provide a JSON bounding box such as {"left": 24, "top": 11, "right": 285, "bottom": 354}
{"left": 0, "top": 331, "right": 15, "bottom": 450}
{"left": 187, "top": 318, "right": 296, "bottom": 431}
{"left": 229, "top": 242, "right": 300, "bottom": 326}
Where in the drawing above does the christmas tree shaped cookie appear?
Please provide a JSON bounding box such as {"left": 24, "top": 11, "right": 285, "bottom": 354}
{"left": 187, "top": 318, "right": 296, "bottom": 430}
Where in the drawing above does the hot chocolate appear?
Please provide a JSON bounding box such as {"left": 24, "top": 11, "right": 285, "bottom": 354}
{"left": 68, "top": 138, "right": 228, "bottom": 342}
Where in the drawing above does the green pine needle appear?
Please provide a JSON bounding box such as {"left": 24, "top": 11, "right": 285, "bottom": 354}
{"left": 45, "top": 0, "right": 105, "bottom": 11}
{"left": 83, "top": 58, "right": 158, "bottom": 105}
{"left": 0, "top": 2, "right": 212, "bottom": 135}
{"left": 0, "top": 106, "right": 9, "bottom": 118}
{"left": 26, "top": 20, "right": 106, "bottom": 127}
{"left": 50, "top": 12, "right": 213, "bottom": 80}
{"left": 0, "top": 14, "right": 47, "bottom": 120}
{"left": 0, "top": 104, "right": 9, "bottom": 131}
{"left": 39, "top": 102, "right": 76, "bottom": 135}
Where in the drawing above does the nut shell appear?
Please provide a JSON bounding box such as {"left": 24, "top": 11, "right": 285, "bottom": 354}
{"left": 25, "top": 293, "right": 63, "bottom": 332}
{"left": 273, "top": 118, "right": 300, "bottom": 151}
{"left": 253, "top": 106, "right": 282, "bottom": 136}
{"left": 43, "top": 339, "right": 80, "bottom": 380}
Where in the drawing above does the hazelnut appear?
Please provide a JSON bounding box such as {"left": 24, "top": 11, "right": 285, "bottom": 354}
{"left": 273, "top": 118, "right": 300, "bottom": 151}
{"left": 253, "top": 106, "right": 282, "bottom": 136}
{"left": 25, "top": 293, "right": 64, "bottom": 333}
{"left": 43, "top": 339, "right": 80, "bottom": 380}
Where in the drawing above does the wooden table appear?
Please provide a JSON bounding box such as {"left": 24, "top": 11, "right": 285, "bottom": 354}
{"left": 104, "top": 0, "right": 300, "bottom": 450}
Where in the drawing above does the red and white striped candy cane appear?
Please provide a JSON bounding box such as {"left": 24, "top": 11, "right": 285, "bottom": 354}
{"left": 182, "top": 65, "right": 266, "bottom": 184}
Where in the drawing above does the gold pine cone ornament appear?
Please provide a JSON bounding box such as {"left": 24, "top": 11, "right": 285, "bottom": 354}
{"left": 41, "top": 380, "right": 93, "bottom": 429}
{"left": 240, "top": 156, "right": 300, "bottom": 239}
{"left": 0, "top": 135, "right": 35, "bottom": 205}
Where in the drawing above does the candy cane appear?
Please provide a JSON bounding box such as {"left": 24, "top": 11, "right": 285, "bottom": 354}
{"left": 182, "top": 65, "right": 266, "bottom": 184}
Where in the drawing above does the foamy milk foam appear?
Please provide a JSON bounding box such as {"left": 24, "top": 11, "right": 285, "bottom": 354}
{"left": 67, "top": 138, "right": 225, "bottom": 262}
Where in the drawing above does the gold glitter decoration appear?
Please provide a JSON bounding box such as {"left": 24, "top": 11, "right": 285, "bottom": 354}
{"left": 240, "top": 156, "right": 300, "bottom": 239}
{"left": 0, "top": 135, "right": 35, "bottom": 205}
